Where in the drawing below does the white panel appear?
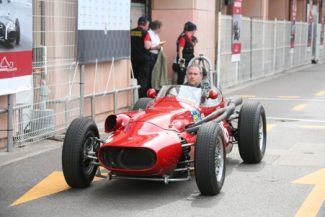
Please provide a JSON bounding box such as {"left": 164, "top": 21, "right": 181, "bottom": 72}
{"left": 78, "top": 0, "right": 130, "bottom": 31}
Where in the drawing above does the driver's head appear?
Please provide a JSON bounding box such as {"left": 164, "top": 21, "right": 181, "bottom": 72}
{"left": 186, "top": 65, "right": 202, "bottom": 87}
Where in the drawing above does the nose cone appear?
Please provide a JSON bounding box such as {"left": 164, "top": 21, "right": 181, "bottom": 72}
{"left": 99, "top": 122, "right": 183, "bottom": 176}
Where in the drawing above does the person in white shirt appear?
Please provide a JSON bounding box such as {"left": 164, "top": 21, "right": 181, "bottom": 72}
{"left": 144, "top": 20, "right": 165, "bottom": 88}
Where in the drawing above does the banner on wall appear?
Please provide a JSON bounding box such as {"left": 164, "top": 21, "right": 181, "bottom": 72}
{"left": 290, "top": 0, "right": 297, "bottom": 52}
{"left": 0, "top": 2, "right": 33, "bottom": 96}
{"left": 307, "top": 0, "right": 313, "bottom": 50}
{"left": 231, "top": 0, "right": 243, "bottom": 62}
{"left": 321, "top": 0, "right": 325, "bottom": 46}
{"left": 77, "top": 0, "right": 130, "bottom": 64}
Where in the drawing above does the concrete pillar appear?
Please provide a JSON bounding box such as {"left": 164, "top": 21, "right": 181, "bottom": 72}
{"left": 297, "top": 0, "right": 308, "bottom": 22}
{"left": 243, "top": 0, "right": 270, "bottom": 19}
{"left": 151, "top": 0, "right": 217, "bottom": 81}
{"left": 268, "top": 0, "right": 290, "bottom": 20}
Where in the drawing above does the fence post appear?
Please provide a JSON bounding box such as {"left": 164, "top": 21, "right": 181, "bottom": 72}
{"left": 283, "top": 21, "right": 287, "bottom": 70}
{"left": 216, "top": 12, "right": 222, "bottom": 88}
{"left": 79, "top": 64, "right": 85, "bottom": 117}
{"left": 273, "top": 18, "right": 278, "bottom": 73}
{"left": 298, "top": 23, "right": 302, "bottom": 65}
{"left": 250, "top": 17, "right": 253, "bottom": 80}
{"left": 113, "top": 90, "right": 118, "bottom": 114}
{"left": 91, "top": 95, "right": 95, "bottom": 121}
{"left": 64, "top": 100, "right": 68, "bottom": 128}
{"left": 7, "top": 94, "right": 14, "bottom": 152}
{"left": 262, "top": 19, "right": 266, "bottom": 77}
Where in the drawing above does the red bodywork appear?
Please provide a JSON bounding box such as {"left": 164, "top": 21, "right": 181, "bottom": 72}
{"left": 98, "top": 95, "right": 230, "bottom": 177}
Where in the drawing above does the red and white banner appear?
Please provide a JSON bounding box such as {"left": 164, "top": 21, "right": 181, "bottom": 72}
{"left": 0, "top": 51, "right": 32, "bottom": 95}
{"left": 307, "top": 0, "right": 313, "bottom": 49}
{"left": 321, "top": 0, "right": 325, "bottom": 46}
{"left": 290, "top": 0, "right": 297, "bottom": 51}
{"left": 231, "top": 0, "right": 243, "bottom": 62}
{"left": 0, "top": 2, "right": 33, "bottom": 96}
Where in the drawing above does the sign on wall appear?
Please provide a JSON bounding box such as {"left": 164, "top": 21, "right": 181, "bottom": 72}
{"left": 77, "top": 0, "right": 130, "bottom": 64}
{"left": 0, "top": 2, "right": 33, "bottom": 96}
{"left": 231, "top": 0, "right": 243, "bottom": 62}
{"left": 290, "top": 0, "right": 297, "bottom": 52}
{"left": 307, "top": 0, "right": 313, "bottom": 50}
{"left": 321, "top": 0, "right": 325, "bottom": 46}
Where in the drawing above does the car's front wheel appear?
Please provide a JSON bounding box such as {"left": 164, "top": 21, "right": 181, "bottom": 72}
{"left": 195, "top": 122, "right": 225, "bottom": 195}
{"left": 62, "top": 118, "right": 99, "bottom": 188}
{"left": 15, "top": 18, "right": 20, "bottom": 45}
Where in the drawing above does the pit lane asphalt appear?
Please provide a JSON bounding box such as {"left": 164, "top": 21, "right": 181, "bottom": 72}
{"left": 1, "top": 62, "right": 325, "bottom": 217}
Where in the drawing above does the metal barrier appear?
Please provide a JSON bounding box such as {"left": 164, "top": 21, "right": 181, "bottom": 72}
{"left": 0, "top": 0, "right": 140, "bottom": 151}
{"left": 1, "top": 84, "right": 139, "bottom": 151}
{"left": 217, "top": 14, "right": 325, "bottom": 88}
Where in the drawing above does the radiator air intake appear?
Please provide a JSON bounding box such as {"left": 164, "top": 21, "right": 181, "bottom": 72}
{"left": 100, "top": 147, "right": 156, "bottom": 170}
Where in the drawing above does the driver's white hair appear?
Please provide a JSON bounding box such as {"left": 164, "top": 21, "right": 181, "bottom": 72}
{"left": 186, "top": 64, "right": 202, "bottom": 74}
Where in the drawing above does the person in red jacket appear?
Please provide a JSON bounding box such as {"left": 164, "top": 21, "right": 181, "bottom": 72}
{"left": 174, "top": 21, "right": 198, "bottom": 85}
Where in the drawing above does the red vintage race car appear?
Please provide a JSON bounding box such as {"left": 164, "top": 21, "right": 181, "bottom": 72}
{"left": 62, "top": 56, "right": 267, "bottom": 195}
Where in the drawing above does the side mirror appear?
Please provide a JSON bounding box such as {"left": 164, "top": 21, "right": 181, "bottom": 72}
{"left": 208, "top": 89, "right": 218, "bottom": 100}
{"left": 147, "top": 88, "right": 157, "bottom": 98}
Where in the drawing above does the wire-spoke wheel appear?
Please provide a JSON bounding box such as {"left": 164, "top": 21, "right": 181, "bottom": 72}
{"left": 238, "top": 100, "right": 266, "bottom": 163}
{"left": 62, "top": 118, "right": 99, "bottom": 188}
{"left": 195, "top": 122, "right": 225, "bottom": 195}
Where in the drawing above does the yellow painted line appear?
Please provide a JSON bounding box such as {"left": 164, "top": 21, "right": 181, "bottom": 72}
{"left": 11, "top": 170, "right": 106, "bottom": 207}
{"left": 292, "top": 104, "right": 306, "bottom": 111}
{"left": 11, "top": 171, "right": 69, "bottom": 206}
{"left": 267, "top": 124, "right": 276, "bottom": 131}
{"left": 315, "top": 90, "right": 325, "bottom": 97}
{"left": 293, "top": 168, "right": 325, "bottom": 217}
{"left": 301, "top": 125, "right": 325, "bottom": 129}
{"left": 277, "top": 96, "right": 301, "bottom": 99}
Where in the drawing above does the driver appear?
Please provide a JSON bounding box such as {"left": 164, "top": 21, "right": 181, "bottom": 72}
{"left": 184, "top": 65, "right": 203, "bottom": 88}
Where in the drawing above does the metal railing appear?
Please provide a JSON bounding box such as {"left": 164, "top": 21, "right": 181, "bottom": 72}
{"left": 216, "top": 14, "right": 325, "bottom": 88}
{"left": 1, "top": 83, "right": 139, "bottom": 151}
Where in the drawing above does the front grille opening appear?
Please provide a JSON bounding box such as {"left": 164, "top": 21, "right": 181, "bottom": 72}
{"left": 8, "top": 31, "right": 16, "bottom": 40}
{"left": 100, "top": 147, "right": 156, "bottom": 170}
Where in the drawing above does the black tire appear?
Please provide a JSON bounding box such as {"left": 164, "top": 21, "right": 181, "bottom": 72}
{"left": 238, "top": 100, "right": 266, "bottom": 163}
{"left": 195, "top": 122, "right": 226, "bottom": 195}
{"left": 15, "top": 18, "right": 20, "bottom": 45}
{"left": 62, "top": 117, "right": 99, "bottom": 188}
{"left": 133, "top": 97, "right": 152, "bottom": 110}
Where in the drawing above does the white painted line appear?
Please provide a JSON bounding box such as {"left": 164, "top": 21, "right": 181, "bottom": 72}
{"left": 301, "top": 125, "right": 325, "bottom": 129}
{"left": 277, "top": 96, "right": 300, "bottom": 99}
{"left": 248, "top": 97, "right": 325, "bottom": 102}
{"left": 267, "top": 117, "right": 325, "bottom": 124}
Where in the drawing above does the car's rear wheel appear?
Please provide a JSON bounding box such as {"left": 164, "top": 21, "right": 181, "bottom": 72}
{"left": 238, "top": 100, "right": 266, "bottom": 163}
{"left": 133, "top": 97, "right": 152, "bottom": 110}
{"left": 195, "top": 122, "right": 225, "bottom": 195}
{"left": 62, "top": 117, "right": 99, "bottom": 188}
{"left": 15, "top": 18, "right": 20, "bottom": 45}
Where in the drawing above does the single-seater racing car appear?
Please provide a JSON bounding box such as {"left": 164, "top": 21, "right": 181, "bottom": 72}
{"left": 62, "top": 55, "right": 267, "bottom": 195}
{"left": 0, "top": 14, "right": 20, "bottom": 46}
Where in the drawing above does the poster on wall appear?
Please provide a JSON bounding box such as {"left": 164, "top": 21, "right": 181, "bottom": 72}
{"left": 307, "top": 0, "right": 313, "bottom": 51}
{"left": 320, "top": 0, "right": 325, "bottom": 46}
{"left": 290, "top": 0, "right": 297, "bottom": 52}
{"left": 0, "top": 1, "right": 33, "bottom": 96}
{"left": 231, "top": 0, "right": 243, "bottom": 62}
{"left": 77, "top": 0, "right": 130, "bottom": 64}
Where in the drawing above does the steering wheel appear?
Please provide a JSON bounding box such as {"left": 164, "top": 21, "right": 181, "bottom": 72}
{"left": 165, "top": 86, "right": 178, "bottom": 97}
